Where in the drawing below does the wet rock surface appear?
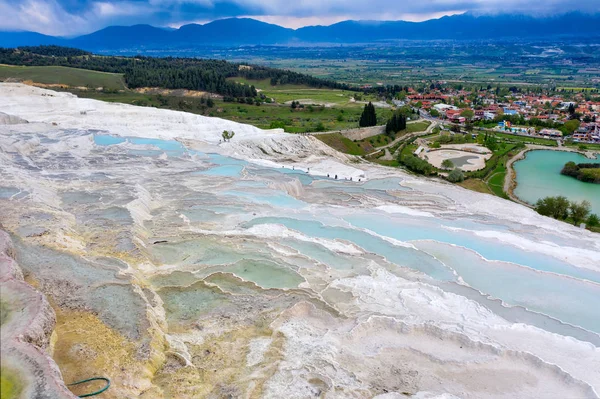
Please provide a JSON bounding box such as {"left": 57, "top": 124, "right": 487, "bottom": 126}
{"left": 0, "top": 231, "right": 76, "bottom": 399}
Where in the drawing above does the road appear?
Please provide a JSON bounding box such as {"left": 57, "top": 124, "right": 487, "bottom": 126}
{"left": 304, "top": 119, "right": 430, "bottom": 137}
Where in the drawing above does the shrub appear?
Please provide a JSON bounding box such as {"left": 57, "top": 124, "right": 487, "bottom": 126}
{"left": 447, "top": 168, "right": 465, "bottom": 182}
{"left": 535, "top": 196, "right": 570, "bottom": 220}
{"left": 400, "top": 154, "right": 433, "bottom": 175}
{"left": 269, "top": 120, "right": 286, "bottom": 129}
{"left": 314, "top": 122, "right": 326, "bottom": 132}
{"left": 570, "top": 200, "right": 591, "bottom": 225}
{"left": 441, "top": 159, "right": 454, "bottom": 169}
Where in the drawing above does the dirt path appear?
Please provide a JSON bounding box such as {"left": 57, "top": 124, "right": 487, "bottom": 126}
{"left": 379, "top": 148, "right": 393, "bottom": 161}
{"left": 365, "top": 121, "right": 438, "bottom": 157}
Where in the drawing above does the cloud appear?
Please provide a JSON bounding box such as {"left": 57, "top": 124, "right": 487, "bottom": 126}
{"left": 0, "top": 0, "right": 598, "bottom": 36}
{"left": 0, "top": 0, "right": 83, "bottom": 35}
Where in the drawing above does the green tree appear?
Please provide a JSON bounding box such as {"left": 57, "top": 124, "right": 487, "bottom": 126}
{"left": 587, "top": 213, "right": 599, "bottom": 227}
{"left": 359, "top": 102, "right": 377, "bottom": 127}
{"left": 535, "top": 196, "right": 570, "bottom": 220}
{"left": 385, "top": 113, "right": 407, "bottom": 135}
{"left": 442, "top": 159, "right": 454, "bottom": 169}
{"left": 563, "top": 119, "right": 580, "bottom": 134}
{"left": 460, "top": 109, "right": 475, "bottom": 120}
{"left": 484, "top": 135, "right": 498, "bottom": 151}
{"left": 429, "top": 109, "right": 440, "bottom": 117}
{"left": 570, "top": 200, "right": 591, "bottom": 225}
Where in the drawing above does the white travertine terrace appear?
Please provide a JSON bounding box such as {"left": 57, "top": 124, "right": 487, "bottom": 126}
{"left": 1, "top": 83, "right": 599, "bottom": 398}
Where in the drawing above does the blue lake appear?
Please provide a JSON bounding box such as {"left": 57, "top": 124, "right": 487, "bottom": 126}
{"left": 514, "top": 150, "right": 600, "bottom": 213}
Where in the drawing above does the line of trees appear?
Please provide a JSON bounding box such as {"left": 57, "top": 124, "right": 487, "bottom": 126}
{"left": 18, "top": 45, "right": 91, "bottom": 56}
{"left": 535, "top": 196, "right": 598, "bottom": 227}
{"left": 385, "top": 113, "right": 407, "bottom": 135}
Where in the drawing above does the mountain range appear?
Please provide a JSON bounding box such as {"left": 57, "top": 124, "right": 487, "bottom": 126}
{"left": 1, "top": 12, "right": 599, "bottom": 50}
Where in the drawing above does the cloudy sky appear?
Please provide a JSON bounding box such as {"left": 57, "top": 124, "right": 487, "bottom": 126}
{"left": 1, "top": 0, "right": 598, "bottom": 36}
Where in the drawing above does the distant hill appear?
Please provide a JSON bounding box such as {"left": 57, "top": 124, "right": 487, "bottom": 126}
{"left": 1, "top": 13, "right": 599, "bottom": 50}
{"left": 176, "top": 18, "right": 294, "bottom": 45}
{"left": 0, "top": 31, "right": 65, "bottom": 48}
{"left": 70, "top": 25, "right": 170, "bottom": 49}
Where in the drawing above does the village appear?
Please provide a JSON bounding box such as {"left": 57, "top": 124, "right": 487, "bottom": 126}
{"left": 401, "top": 85, "right": 600, "bottom": 144}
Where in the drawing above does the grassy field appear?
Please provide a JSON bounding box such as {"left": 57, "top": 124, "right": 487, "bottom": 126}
{"left": 0, "top": 65, "right": 126, "bottom": 90}
{"left": 458, "top": 179, "right": 493, "bottom": 194}
{"left": 492, "top": 132, "right": 558, "bottom": 147}
{"left": 487, "top": 170, "right": 508, "bottom": 198}
{"left": 214, "top": 101, "right": 393, "bottom": 132}
{"left": 227, "top": 77, "right": 380, "bottom": 106}
{"left": 564, "top": 142, "right": 600, "bottom": 151}
{"left": 320, "top": 120, "right": 432, "bottom": 157}
{"left": 373, "top": 159, "right": 400, "bottom": 167}
{"left": 356, "top": 134, "right": 393, "bottom": 150}
{"left": 315, "top": 133, "right": 365, "bottom": 155}
{"left": 55, "top": 88, "right": 392, "bottom": 133}
{"left": 405, "top": 121, "right": 432, "bottom": 134}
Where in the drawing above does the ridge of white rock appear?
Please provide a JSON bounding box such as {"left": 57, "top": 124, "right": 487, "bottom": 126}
{"left": 0, "top": 111, "right": 28, "bottom": 125}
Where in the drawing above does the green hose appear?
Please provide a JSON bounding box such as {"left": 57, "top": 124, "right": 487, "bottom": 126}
{"left": 68, "top": 377, "right": 110, "bottom": 397}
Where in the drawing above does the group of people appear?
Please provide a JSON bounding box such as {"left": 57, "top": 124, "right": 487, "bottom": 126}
{"left": 282, "top": 166, "right": 362, "bottom": 182}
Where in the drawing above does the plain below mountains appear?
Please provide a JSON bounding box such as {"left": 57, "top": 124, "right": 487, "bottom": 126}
{"left": 1, "top": 12, "right": 599, "bottom": 50}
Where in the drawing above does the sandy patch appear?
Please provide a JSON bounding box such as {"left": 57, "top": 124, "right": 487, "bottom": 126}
{"left": 134, "top": 87, "right": 219, "bottom": 98}
{"left": 284, "top": 99, "right": 339, "bottom": 107}
{"left": 423, "top": 147, "right": 492, "bottom": 171}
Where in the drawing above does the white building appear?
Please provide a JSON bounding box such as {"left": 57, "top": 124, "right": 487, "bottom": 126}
{"left": 433, "top": 104, "right": 459, "bottom": 112}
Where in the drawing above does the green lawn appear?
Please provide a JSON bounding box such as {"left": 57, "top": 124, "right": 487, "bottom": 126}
{"left": 487, "top": 171, "right": 507, "bottom": 198}
{"left": 0, "top": 65, "right": 126, "bottom": 90}
{"left": 404, "top": 121, "right": 431, "bottom": 134}
{"left": 492, "top": 132, "right": 557, "bottom": 147}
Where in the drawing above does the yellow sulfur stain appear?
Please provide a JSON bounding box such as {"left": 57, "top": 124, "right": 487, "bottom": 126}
{"left": 153, "top": 326, "right": 285, "bottom": 399}
{"left": 0, "top": 366, "right": 24, "bottom": 399}
{"left": 52, "top": 308, "right": 164, "bottom": 399}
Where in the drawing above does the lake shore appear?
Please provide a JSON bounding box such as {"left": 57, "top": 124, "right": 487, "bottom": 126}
{"left": 505, "top": 145, "right": 599, "bottom": 208}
